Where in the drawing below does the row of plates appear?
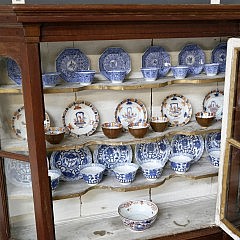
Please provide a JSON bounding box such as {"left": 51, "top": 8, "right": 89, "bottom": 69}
{"left": 7, "top": 42, "right": 227, "bottom": 85}
{"left": 5, "top": 132, "right": 221, "bottom": 186}
{"left": 11, "top": 90, "right": 223, "bottom": 140}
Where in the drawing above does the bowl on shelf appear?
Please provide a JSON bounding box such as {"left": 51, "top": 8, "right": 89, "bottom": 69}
{"left": 171, "top": 65, "right": 189, "bottom": 79}
{"left": 140, "top": 160, "right": 164, "bottom": 181}
{"left": 101, "top": 122, "right": 123, "bottom": 139}
{"left": 150, "top": 116, "right": 169, "bottom": 132}
{"left": 45, "top": 127, "right": 65, "bottom": 144}
{"left": 75, "top": 70, "right": 95, "bottom": 86}
{"left": 106, "top": 70, "right": 127, "bottom": 84}
{"left": 48, "top": 169, "right": 62, "bottom": 191}
{"left": 204, "top": 63, "right": 219, "bottom": 76}
{"left": 42, "top": 72, "right": 61, "bottom": 87}
{"left": 195, "top": 111, "right": 215, "bottom": 127}
{"left": 140, "top": 67, "right": 159, "bottom": 81}
{"left": 169, "top": 153, "right": 193, "bottom": 174}
{"left": 118, "top": 200, "right": 158, "bottom": 231}
{"left": 112, "top": 162, "right": 139, "bottom": 185}
{"left": 80, "top": 163, "right": 105, "bottom": 185}
{"left": 128, "top": 122, "right": 149, "bottom": 138}
{"left": 208, "top": 149, "right": 220, "bottom": 167}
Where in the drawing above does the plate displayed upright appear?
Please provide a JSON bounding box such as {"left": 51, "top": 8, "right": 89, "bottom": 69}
{"left": 99, "top": 47, "right": 131, "bottom": 80}
{"left": 203, "top": 90, "right": 224, "bottom": 120}
{"left": 93, "top": 144, "right": 132, "bottom": 175}
{"left": 56, "top": 48, "right": 90, "bottom": 82}
{"left": 62, "top": 100, "right": 99, "bottom": 137}
{"left": 142, "top": 46, "right": 171, "bottom": 77}
{"left": 135, "top": 138, "right": 171, "bottom": 166}
{"left": 161, "top": 94, "right": 192, "bottom": 127}
{"left": 115, "top": 98, "right": 148, "bottom": 129}
{"left": 211, "top": 42, "right": 227, "bottom": 72}
{"left": 178, "top": 44, "right": 205, "bottom": 75}
{"left": 7, "top": 58, "right": 22, "bottom": 85}
{"left": 12, "top": 106, "right": 50, "bottom": 140}
{"left": 50, "top": 147, "right": 92, "bottom": 181}
{"left": 171, "top": 134, "right": 204, "bottom": 163}
{"left": 205, "top": 131, "right": 221, "bottom": 153}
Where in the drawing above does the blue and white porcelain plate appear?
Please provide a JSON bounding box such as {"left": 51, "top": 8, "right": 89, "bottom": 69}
{"left": 7, "top": 58, "right": 22, "bottom": 85}
{"left": 178, "top": 44, "right": 205, "bottom": 75}
{"left": 171, "top": 134, "right": 204, "bottom": 163}
{"left": 93, "top": 145, "right": 132, "bottom": 175}
{"left": 99, "top": 47, "right": 131, "bottom": 80}
{"left": 205, "top": 131, "right": 221, "bottom": 153}
{"left": 142, "top": 46, "right": 171, "bottom": 77}
{"left": 56, "top": 48, "right": 90, "bottom": 82}
{"left": 161, "top": 94, "right": 192, "bottom": 127}
{"left": 135, "top": 138, "right": 171, "bottom": 166}
{"left": 203, "top": 90, "right": 224, "bottom": 120}
{"left": 211, "top": 42, "right": 227, "bottom": 72}
{"left": 50, "top": 147, "right": 92, "bottom": 181}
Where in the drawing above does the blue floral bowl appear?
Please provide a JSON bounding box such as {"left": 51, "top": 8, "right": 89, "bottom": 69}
{"left": 141, "top": 67, "right": 159, "bottom": 81}
{"left": 171, "top": 65, "right": 189, "bottom": 79}
{"left": 169, "top": 153, "right": 193, "bottom": 174}
{"left": 75, "top": 70, "right": 95, "bottom": 86}
{"left": 204, "top": 63, "right": 219, "bottom": 76}
{"left": 140, "top": 160, "right": 164, "bottom": 181}
{"left": 48, "top": 169, "right": 61, "bottom": 191}
{"left": 208, "top": 149, "right": 220, "bottom": 167}
{"left": 106, "top": 70, "right": 127, "bottom": 84}
{"left": 42, "top": 72, "right": 61, "bottom": 87}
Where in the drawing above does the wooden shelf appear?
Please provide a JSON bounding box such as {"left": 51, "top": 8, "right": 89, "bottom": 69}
{"left": 0, "top": 73, "right": 224, "bottom": 94}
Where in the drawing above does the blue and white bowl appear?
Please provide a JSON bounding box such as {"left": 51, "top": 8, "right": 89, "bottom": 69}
{"left": 141, "top": 67, "right": 159, "bottom": 81}
{"left": 113, "top": 162, "right": 139, "bottom": 185}
{"left": 48, "top": 169, "right": 61, "bottom": 191}
{"left": 42, "top": 72, "right": 61, "bottom": 87}
{"left": 171, "top": 65, "right": 189, "bottom": 79}
{"left": 80, "top": 163, "right": 105, "bottom": 185}
{"left": 204, "top": 63, "right": 219, "bottom": 76}
{"left": 208, "top": 149, "right": 220, "bottom": 167}
{"left": 140, "top": 160, "right": 164, "bottom": 181}
{"left": 118, "top": 200, "right": 158, "bottom": 231}
{"left": 106, "top": 70, "right": 127, "bottom": 84}
{"left": 75, "top": 70, "right": 95, "bottom": 86}
{"left": 169, "top": 153, "right": 193, "bottom": 174}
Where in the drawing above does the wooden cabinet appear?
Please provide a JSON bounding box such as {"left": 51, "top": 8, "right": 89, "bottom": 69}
{"left": 0, "top": 4, "right": 240, "bottom": 240}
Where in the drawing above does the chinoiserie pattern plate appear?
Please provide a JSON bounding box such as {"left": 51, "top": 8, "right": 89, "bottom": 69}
{"left": 50, "top": 147, "right": 92, "bottom": 181}
{"left": 178, "top": 44, "right": 205, "bottom": 75}
{"left": 161, "top": 94, "right": 192, "bottom": 127}
{"left": 142, "top": 46, "right": 171, "bottom": 77}
{"left": 205, "top": 131, "right": 221, "bottom": 153}
{"left": 5, "top": 158, "right": 32, "bottom": 187}
{"left": 203, "top": 90, "right": 224, "bottom": 120}
{"left": 211, "top": 42, "right": 227, "bottom": 72}
{"left": 99, "top": 47, "right": 131, "bottom": 80}
{"left": 115, "top": 98, "right": 148, "bottom": 129}
{"left": 93, "top": 144, "right": 132, "bottom": 175}
{"left": 135, "top": 138, "right": 171, "bottom": 166}
{"left": 7, "top": 58, "right": 22, "bottom": 85}
{"left": 12, "top": 106, "right": 50, "bottom": 140}
{"left": 171, "top": 134, "right": 204, "bottom": 163}
{"left": 56, "top": 48, "right": 90, "bottom": 82}
{"left": 62, "top": 100, "right": 99, "bottom": 137}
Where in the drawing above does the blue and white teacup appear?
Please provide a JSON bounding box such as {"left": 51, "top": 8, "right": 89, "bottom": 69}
{"left": 169, "top": 153, "right": 193, "bottom": 174}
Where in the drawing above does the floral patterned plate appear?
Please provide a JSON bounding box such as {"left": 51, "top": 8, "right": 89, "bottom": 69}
{"left": 62, "top": 100, "right": 99, "bottom": 137}
{"left": 211, "top": 42, "right": 227, "bottom": 73}
{"left": 161, "top": 94, "right": 192, "bottom": 127}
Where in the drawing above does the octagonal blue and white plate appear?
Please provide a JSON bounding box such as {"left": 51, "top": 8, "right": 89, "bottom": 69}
{"left": 142, "top": 46, "right": 171, "bottom": 77}
{"left": 7, "top": 58, "right": 22, "bottom": 85}
{"left": 50, "top": 147, "right": 92, "bottom": 181}
{"left": 93, "top": 145, "right": 132, "bottom": 175}
{"left": 99, "top": 47, "right": 131, "bottom": 80}
{"left": 205, "top": 131, "right": 221, "bottom": 153}
{"left": 135, "top": 138, "right": 171, "bottom": 166}
{"left": 211, "top": 42, "right": 227, "bottom": 73}
{"left": 56, "top": 48, "right": 90, "bottom": 82}
{"left": 178, "top": 44, "right": 205, "bottom": 75}
{"left": 171, "top": 134, "right": 204, "bottom": 163}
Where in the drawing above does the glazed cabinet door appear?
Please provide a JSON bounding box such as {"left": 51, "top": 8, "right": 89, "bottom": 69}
{"left": 217, "top": 38, "right": 240, "bottom": 239}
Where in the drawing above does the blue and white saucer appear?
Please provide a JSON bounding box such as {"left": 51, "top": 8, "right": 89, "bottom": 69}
{"left": 205, "top": 131, "right": 221, "bottom": 153}
{"left": 7, "top": 58, "right": 22, "bottom": 85}
{"left": 211, "top": 42, "right": 227, "bottom": 73}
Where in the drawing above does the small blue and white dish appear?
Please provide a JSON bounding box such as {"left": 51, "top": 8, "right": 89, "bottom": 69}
{"left": 169, "top": 153, "right": 193, "bottom": 174}
{"left": 80, "top": 163, "right": 105, "bottom": 185}
{"left": 48, "top": 169, "right": 61, "bottom": 191}
{"left": 211, "top": 42, "right": 227, "bottom": 72}
{"left": 7, "top": 58, "right": 22, "bottom": 85}
{"left": 140, "top": 67, "right": 159, "bottom": 81}
{"left": 42, "top": 72, "right": 61, "bottom": 87}
{"left": 171, "top": 65, "right": 189, "bottom": 79}
{"left": 112, "top": 162, "right": 139, "bottom": 185}
{"left": 178, "top": 44, "right": 205, "bottom": 75}
{"left": 205, "top": 131, "right": 221, "bottom": 153}
{"left": 106, "top": 70, "right": 127, "bottom": 83}
{"left": 204, "top": 63, "right": 219, "bottom": 76}
{"left": 208, "top": 149, "right": 220, "bottom": 167}
{"left": 74, "top": 70, "right": 95, "bottom": 86}
{"left": 140, "top": 160, "right": 164, "bottom": 181}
